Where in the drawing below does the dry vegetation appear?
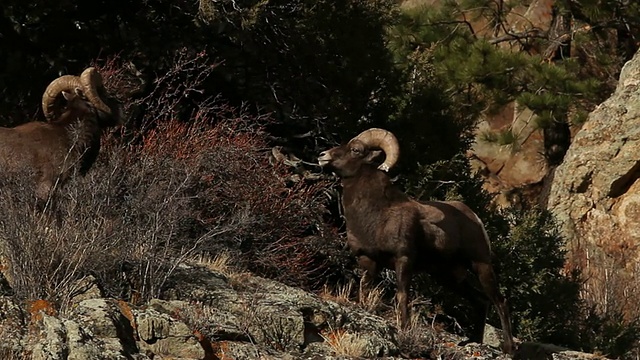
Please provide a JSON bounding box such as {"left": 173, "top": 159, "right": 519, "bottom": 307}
{"left": 395, "top": 310, "right": 435, "bottom": 357}
{"left": 321, "top": 327, "right": 368, "bottom": 357}
{"left": 0, "top": 53, "right": 350, "bottom": 316}
{"left": 570, "top": 222, "right": 640, "bottom": 322}
{"left": 319, "top": 276, "right": 387, "bottom": 313}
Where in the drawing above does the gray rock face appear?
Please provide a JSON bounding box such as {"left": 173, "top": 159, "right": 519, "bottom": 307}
{"left": 547, "top": 49, "right": 640, "bottom": 303}
{"left": 163, "top": 266, "right": 400, "bottom": 358}
{"left": 135, "top": 306, "right": 204, "bottom": 359}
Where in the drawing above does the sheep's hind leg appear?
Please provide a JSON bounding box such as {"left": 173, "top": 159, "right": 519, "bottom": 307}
{"left": 432, "top": 264, "right": 489, "bottom": 346}
{"left": 474, "top": 261, "right": 515, "bottom": 355}
{"left": 456, "top": 279, "right": 490, "bottom": 346}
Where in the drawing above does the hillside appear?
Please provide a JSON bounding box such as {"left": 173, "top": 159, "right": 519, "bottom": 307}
{"left": 1, "top": 0, "right": 640, "bottom": 358}
{"left": 0, "top": 55, "right": 640, "bottom": 359}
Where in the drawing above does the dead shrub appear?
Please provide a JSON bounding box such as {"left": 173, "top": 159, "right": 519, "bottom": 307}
{"left": 0, "top": 51, "right": 352, "bottom": 310}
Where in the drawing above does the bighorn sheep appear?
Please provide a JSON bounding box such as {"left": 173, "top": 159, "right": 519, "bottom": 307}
{"left": 318, "top": 128, "right": 515, "bottom": 354}
{"left": 0, "top": 67, "right": 122, "bottom": 203}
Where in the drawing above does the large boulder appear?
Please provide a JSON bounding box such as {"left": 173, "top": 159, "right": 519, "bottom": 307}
{"left": 547, "top": 49, "right": 640, "bottom": 308}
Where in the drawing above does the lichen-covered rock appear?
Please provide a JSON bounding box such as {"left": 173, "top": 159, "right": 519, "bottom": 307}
{"left": 163, "top": 265, "right": 399, "bottom": 358}
{"left": 150, "top": 299, "right": 248, "bottom": 341}
{"left": 63, "top": 319, "right": 125, "bottom": 360}
{"left": 472, "top": 105, "right": 548, "bottom": 201}
{"left": 0, "top": 296, "right": 25, "bottom": 355}
{"left": 30, "top": 314, "right": 68, "bottom": 360}
{"left": 0, "top": 263, "right": 612, "bottom": 359}
{"left": 27, "top": 299, "right": 134, "bottom": 360}
{"left": 68, "top": 276, "right": 103, "bottom": 305}
{"left": 70, "top": 298, "right": 138, "bottom": 357}
{"left": 134, "top": 306, "right": 204, "bottom": 359}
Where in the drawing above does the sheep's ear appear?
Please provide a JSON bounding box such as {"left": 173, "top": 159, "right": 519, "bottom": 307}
{"left": 61, "top": 90, "right": 74, "bottom": 101}
{"left": 364, "top": 150, "right": 384, "bottom": 164}
{"left": 62, "top": 88, "right": 83, "bottom": 101}
{"left": 73, "top": 87, "right": 84, "bottom": 98}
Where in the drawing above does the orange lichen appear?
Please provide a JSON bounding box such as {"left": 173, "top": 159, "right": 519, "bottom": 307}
{"left": 28, "top": 299, "right": 57, "bottom": 324}
{"left": 193, "top": 330, "right": 219, "bottom": 360}
{"left": 117, "top": 300, "right": 139, "bottom": 340}
{"left": 211, "top": 340, "right": 234, "bottom": 360}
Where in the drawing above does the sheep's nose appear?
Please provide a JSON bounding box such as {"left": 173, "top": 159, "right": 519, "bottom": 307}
{"left": 318, "top": 151, "right": 330, "bottom": 165}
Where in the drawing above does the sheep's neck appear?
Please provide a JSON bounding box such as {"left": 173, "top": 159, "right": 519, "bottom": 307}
{"left": 341, "top": 166, "right": 407, "bottom": 218}
{"left": 56, "top": 110, "right": 102, "bottom": 175}
{"left": 340, "top": 166, "right": 409, "bottom": 256}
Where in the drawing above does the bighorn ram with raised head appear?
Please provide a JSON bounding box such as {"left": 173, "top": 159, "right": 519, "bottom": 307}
{"left": 0, "top": 67, "right": 122, "bottom": 203}
{"left": 318, "top": 128, "right": 515, "bottom": 354}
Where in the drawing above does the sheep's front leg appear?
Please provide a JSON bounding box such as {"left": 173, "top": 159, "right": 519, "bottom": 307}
{"left": 357, "top": 255, "right": 379, "bottom": 301}
{"left": 395, "top": 255, "right": 411, "bottom": 328}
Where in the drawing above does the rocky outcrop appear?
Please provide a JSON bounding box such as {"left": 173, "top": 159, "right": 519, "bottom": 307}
{"left": 547, "top": 49, "right": 640, "bottom": 310}
{"left": 0, "top": 263, "right": 611, "bottom": 359}
{"left": 471, "top": 104, "right": 549, "bottom": 209}
{"left": 0, "top": 265, "right": 418, "bottom": 359}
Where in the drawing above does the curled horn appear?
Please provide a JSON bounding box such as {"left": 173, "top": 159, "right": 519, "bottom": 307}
{"left": 42, "top": 75, "right": 82, "bottom": 121}
{"left": 79, "top": 67, "right": 112, "bottom": 115}
{"left": 352, "top": 128, "right": 400, "bottom": 172}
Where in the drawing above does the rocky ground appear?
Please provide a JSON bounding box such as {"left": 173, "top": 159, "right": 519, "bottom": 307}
{"left": 0, "top": 261, "right": 610, "bottom": 360}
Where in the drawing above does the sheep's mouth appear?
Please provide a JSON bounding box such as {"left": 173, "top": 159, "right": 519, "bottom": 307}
{"left": 318, "top": 152, "right": 332, "bottom": 167}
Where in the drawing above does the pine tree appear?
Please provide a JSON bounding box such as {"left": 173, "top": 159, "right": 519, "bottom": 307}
{"left": 386, "top": 0, "right": 638, "bottom": 166}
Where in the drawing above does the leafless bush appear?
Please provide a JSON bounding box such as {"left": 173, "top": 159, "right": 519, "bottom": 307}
{"left": 0, "top": 103, "right": 345, "bottom": 311}
{"left": 0, "top": 50, "right": 351, "bottom": 314}
{"left": 0, "top": 143, "right": 229, "bottom": 309}
{"left": 109, "top": 48, "right": 350, "bottom": 290}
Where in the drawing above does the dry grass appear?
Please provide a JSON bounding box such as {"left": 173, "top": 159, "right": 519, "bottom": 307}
{"left": 319, "top": 280, "right": 354, "bottom": 305}
{"left": 395, "top": 309, "right": 435, "bottom": 357}
{"left": 0, "top": 349, "right": 28, "bottom": 360}
{"left": 358, "top": 277, "right": 386, "bottom": 313}
{"left": 319, "top": 276, "right": 386, "bottom": 314}
{"left": 321, "top": 327, "right": 368, "bottom": 357}
{"left": 192, "top": 251, "right": 255, "bottom": 286}
{"left": 194, "top": 251, "right": 235, "bottom": 277}
{"left": 0, "top": 325, "right": 26, "bottom": 360}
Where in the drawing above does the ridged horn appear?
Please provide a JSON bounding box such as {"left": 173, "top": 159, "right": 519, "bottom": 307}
{"left": 79, "top": 67, "right": 112, "bottom": 115}
{"left": 42, "top": 75, "right": 82, "bottom": 121}
{"left": 352, "top": 128, "right": 399, "bottom": 172}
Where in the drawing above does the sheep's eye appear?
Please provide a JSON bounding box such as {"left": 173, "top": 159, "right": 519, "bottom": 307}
{"left": 351, "top": 148, "right": 360, "bottom": 154}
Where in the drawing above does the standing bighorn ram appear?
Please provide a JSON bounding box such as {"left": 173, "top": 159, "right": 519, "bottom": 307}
{"left": 0, "top": 67, "right": 122, "bottom": 203}
{"left": 318, "top": 128, "right": 515, "bottom": 354}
